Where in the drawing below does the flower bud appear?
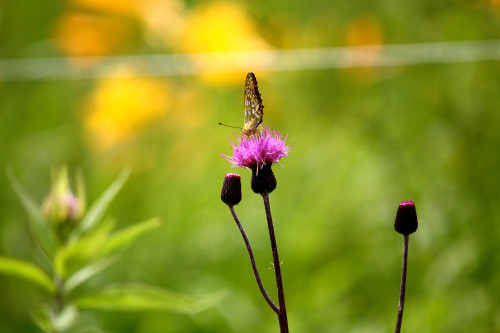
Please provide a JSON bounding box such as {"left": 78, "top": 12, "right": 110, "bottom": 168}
{"left": 42, "top": 167, "right": 85, "bottom": 226}
{"left": 251, "top": 164, "right": 277, "bottom": 195}
{"left": 221, "top": 173, "right": 242, "bottom": 206}
{"left": 394, "top": 201, "right": 418, "bottom": 235}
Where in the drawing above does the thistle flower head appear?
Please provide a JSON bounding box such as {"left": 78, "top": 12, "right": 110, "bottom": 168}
{"left": 394, "top": 200, "right": 418, "bottom": 235}
{"left": 224, "top": 127, "right": 291, "bottom": 170}
{"left": 251, "top": 163, "right": 277, "bottom": 195}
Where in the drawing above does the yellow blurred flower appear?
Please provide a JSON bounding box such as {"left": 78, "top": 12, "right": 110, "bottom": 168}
{"left": 345, "top": 16, "right": 383, "bottom": 47}
{"left": 54, "top": 0, "right": 187, "bottom": 61}
{"left": 181, "top": 1, "right": 270, "bottom": 83}
{"left": 487, "top": 0, "right": 500, "bottom": 13}
{"left": 53, "top": 0, "right": 267, "bottom": 82}
{"left": 183, "top": 2, "right": 267, "bottom": 53}
{"left": 71, "top": 0, "right": 142, "bottom": 17}
{"left": 83, "top": 67, "right": 169, "bottom": 151}
{"left": 53, "top": 11, "right": 132, "bottom": 58}
{"left": 139, "top": 0, "right": 186, "bottom": 49}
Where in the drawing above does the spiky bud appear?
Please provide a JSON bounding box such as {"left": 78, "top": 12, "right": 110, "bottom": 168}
{"left": 251, "top": 164, "right": 277, "bottom": 195}
{"left": 221, "top": 173, "right": 242, "bottom": 206}
{"left": 394, "top": 201, "right": 418, "bottom": 235}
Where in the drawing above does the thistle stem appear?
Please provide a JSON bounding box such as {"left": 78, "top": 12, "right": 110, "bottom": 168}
{"left": 395, "top": 234, "right": 409, "bottom": 333}
{"left": 262, "top": 194, "right": 289, "bottom": 333}
{"left": 228, "top": 206, "right": 280, "bottom": 314}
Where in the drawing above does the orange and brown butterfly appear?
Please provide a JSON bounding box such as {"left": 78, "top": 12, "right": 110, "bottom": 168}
{"left": 242, "top": 72, "right": 264, "bottom": 137}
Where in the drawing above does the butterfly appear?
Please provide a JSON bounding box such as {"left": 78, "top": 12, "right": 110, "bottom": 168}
{"left": 242, "top": 72, "right": 264, "bottom": 137}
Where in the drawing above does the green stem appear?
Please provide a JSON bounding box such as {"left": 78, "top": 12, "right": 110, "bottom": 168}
{"left": 52, "top": 274, "right": 64, "bottom": 333}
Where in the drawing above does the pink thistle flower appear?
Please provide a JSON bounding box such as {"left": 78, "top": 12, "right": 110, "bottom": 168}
{"left": 224, "top": 127, "right": 291, "bottom": 170}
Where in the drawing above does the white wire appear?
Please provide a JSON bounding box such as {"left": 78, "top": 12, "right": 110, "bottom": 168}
{"left": 1, "top": 40, "right": 499, "bottom": 81}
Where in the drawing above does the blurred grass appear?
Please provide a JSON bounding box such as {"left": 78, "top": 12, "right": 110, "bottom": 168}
{"left": 1, "top": 0, "right": 500, "bottom": 332}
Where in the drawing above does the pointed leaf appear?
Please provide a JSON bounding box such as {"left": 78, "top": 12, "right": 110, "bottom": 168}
{"left": 31, "top": 305, "right": 53, "bottom": 333}
{"left": 32, "top": 304, "right": 79, "bottom": 333}
{"left": 55, "top": 218, "right": 159, "bottom": 280}
{"left": 54, "top": 218, "right": 115, "bottom": 278}
{"left": 75, "top": 284, "right": 225, "bottom": 315}
{"left": 53, "top": 305, "right": 79, "bottom": 332}
{"left": 0, "top": 256, "right": 54, "bottom": 293}
{"left": 101, "top": 218, "right": 161, "bottom": 255}
{"left": 6, "top": 168, "right": 57, "bottom": 258}
{"left": 64, "top": 257, "right": 116, "bottom": 294}
{"left": 69, "top": 168, "right": 130, "bottom": 242}
{"left": 75, "top": 169, "right": 87, "bottom": 218}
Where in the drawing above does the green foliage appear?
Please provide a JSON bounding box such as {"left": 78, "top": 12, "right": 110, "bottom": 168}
{"left": 69, "top": 168, "right": 131, "bottom": 242}
{"left": 0, "top": 257, "right": 54, "bottom": 293}
{"left": 1, "top": 170, "right": 221, "bottom": 332}
{"left": 31, "top": 305, "right": 79, "bottom": 333}
{"left": 101, "top": 218, "right": 162, "bottom": 255}
{"left": 75, "top": 284, "right": 225, "bottom": 315}
{"left": 7, "top": 168, "right": 58, "bottom": 258}
{"left": 63, "top": 257, "right": 116, "bottom": 295}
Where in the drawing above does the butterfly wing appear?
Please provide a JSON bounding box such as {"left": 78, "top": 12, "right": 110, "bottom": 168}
{"left": 243, "top": 72, "right": 264, "bottom": 136}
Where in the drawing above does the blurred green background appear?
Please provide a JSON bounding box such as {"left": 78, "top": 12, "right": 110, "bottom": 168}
{"left": 1, "top": 0, "right": 500, "bottom": 332}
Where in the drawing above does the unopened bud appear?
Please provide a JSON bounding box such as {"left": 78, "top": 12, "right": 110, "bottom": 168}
{"left": 221, "top": 173, "right": 242, "bottom": 206}
{"left": 394, "top": 201, "right": 418, "bottom": 235}
{"left": 42, "top": 168, "right": 85, "bottom": 226}
{"left": 251, "top": 164, "right": 277, "bottom": 195}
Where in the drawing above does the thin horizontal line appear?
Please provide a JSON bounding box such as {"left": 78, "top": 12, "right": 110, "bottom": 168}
{"left": 1, "top": 40, "right": 499, "bottom": 81}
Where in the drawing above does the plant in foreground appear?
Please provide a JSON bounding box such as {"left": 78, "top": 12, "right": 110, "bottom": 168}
{"left": 2, "top": 167, "right": 221, "bottom": 333}
{"left": 222, "top": 127, "right": 291, "bottom": 333}
{"left": 393, "top": 200, "right": 418, "bottom": 333}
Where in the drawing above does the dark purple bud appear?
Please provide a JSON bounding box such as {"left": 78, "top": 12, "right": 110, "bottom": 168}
{"left": 394, "top": 201, "right": 418, "bottom": 235}
{"left": 221, "top": 173, "right": 242, "bottom": 206}
{"left": 251, "top": 164, "right": 277, "bottom": 195}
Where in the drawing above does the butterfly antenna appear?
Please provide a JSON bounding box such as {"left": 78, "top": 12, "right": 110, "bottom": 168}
{"left": 218, "top": 122, "right": 242, "bottom": 130}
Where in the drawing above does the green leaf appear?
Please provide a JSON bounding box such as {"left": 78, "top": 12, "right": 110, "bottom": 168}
{"left": 101, "top": 218, "right": 162, "bottom": 255}
{"left": 55, "top": 218, "right": 160, "bottom": 280}
{"left": 63, "top": 257, "right": 116, "bottom": 295}
{"left": 0, "top": 256, "right": 54, "bottom": 293}
{"left": 69, "top": 168, "right": 130, "bottom": 242}
{"left": 75, "top": 284, "right": 225, "bottom": 315}
{"left": 31, "top": 305, "right": 53, "bottom": 333}
{"left": 53, "top": 305, "right": 79, "bottom": 332}
{"left": 6, "top": 168, "right": 57, "bottom": 258}
{"left": 54, "top": 218, "right": 115, "bottom": 278}
{"left": 75, "top": 169, "right": 87, "bottom": 218}
{"left": 32, "top": 304, "right": 79, "bottom": 333}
